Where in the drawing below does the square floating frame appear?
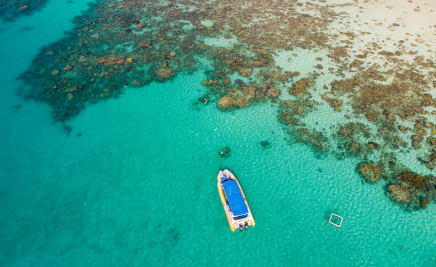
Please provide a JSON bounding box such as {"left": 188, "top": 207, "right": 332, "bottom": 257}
{"left": 329, "top": 213, "right": 343, "bottom": 228}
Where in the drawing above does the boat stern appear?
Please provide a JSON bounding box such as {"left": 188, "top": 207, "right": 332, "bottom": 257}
{"left": 233, "top": 215, "right": 255, "bottom": 232}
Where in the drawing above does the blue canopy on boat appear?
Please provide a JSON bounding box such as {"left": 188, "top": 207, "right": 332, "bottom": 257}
{"left": 222, "top": 180, "right": 248, "bottom": 217}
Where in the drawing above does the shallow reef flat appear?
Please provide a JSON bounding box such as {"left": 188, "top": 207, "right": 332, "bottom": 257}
{"left": 19, "top": 0, "right": 436, "bottom": 211}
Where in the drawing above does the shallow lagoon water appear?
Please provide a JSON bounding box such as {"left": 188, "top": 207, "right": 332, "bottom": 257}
{"left": 1, "top": 1, "right": 436, "bottom": 266}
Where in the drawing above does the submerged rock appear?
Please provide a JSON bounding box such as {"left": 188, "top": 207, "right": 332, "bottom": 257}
{"left": 260, "top": 140, "right": 271, "bottom": 149}
{"left": 219, "top": 147, "right": 231, "bottom": 158}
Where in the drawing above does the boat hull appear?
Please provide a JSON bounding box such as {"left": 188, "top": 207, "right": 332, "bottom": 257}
{"left": 217, "top": 169, "right": 255, "bottom": 232}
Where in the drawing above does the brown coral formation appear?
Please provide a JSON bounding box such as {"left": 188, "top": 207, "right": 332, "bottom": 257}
{"left": 337, "top": 123, "right": 369, "bottom": 139}
{"left": 388, "top": 184, "right": 411, "bottom": 203}
{"left": 290, "top": 128, "right": 330, "bottom": 154}
{"left": 267, "top": 89, "right": 280, "bottom": 98}
{"left": 156, "top": 67, "right": 173, "bottom": 81}
{"left": 238, "top": 68, "right": 252, "bottom": 77}
{"left": 399, "top": 170, "right": 430, "bottom": 191}
{"left": 420, "top": 197, "right": 430, "bottom": 209}
{"left": 253, "top": 60, "right": 265, "bottom": 67}
{"left": 329, "top": 98, "right": 343, "bottom": 107}
{"left": 358, "top": 162, "right": 382, "bottom": 183}
{"left": 217, "top": 96, "right": 233, "bottom": 110}
{"left": 366, "top": 113, "right": 377, "bottom": 121}
{"left": 217, "top": 86, "right": 257, "bottom": 111}
{"left": 383, "top": 168, "right": 436, "bottom": 210}
{"left": 280, "top": 113, "right": 295, "bottom": 125}
{"left": 289, "top": 78, "right": 310, "bottom": 96}
{"left": 139, "top": 41, "right": 151, "bottom": 48}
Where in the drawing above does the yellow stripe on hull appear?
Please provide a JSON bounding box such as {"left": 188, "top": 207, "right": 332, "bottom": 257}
{"left": 217, "top": 179, "right": 235, "bottom": 231}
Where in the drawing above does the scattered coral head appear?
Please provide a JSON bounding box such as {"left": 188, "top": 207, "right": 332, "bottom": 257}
{"left": 217, "top": 96, "right": 233, "bottom": 110}
{"left": 280, "top": 113, "right": 295, "bottom": 125}
{"left": 217, "top": 49, "right": 228, "bottom": 54}
{"left": 95, "top": 57, "right": 106, "bottom": 64}
{"left": 267, "top": 89, "right": 281, "bottom": 98}
{"left": 420, "top": 197, "right": 430, "bottom": 209}
{"left": 238, "top": 68, "right": 252, "bottom": 77}
{"left": 110, "top": 58, "right": 124, "bottom": 65}
{"left": 358, "top": 162, "right": 382, "bottom": 183}
{"left": 388, "top": 184, "right": 410, "bottom": 203}
{"left": 290, "top": 78, "right": 310, "bottom": 96}
{"left": 253, "top": 60, "right": 265, "bottom": 67}
{"left": 156, "top": 67, "right": 173, "bottom": 80}
{"left": 366, "top": 113, "right": 377, "bottom": 121}
{"left": 139, "top": 41, "right": 151, "bottom": 48}
{"left": 329, "top": 98, "right": 343, "bottom": 107}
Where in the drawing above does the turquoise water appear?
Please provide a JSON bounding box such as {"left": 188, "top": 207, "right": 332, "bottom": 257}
{"left": 1, "top": 1, "right": 436, "bottom": 266}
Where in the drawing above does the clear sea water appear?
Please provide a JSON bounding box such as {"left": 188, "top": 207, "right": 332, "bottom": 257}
{"left": 1, "top": 1, "right": 436, "bottom": 266}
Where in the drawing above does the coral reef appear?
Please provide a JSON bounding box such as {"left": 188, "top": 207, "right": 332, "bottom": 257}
{"left": 288, "top": 128, "right": 330, "bottom": 155}
{"left": 217, "top": 96, "right": 233, "bottom": 110}
{"left": 388, "top": 184, "right": 411, "bottom": 203}
{"left": 358, "top": 162, "right": 382, "bottom": 183}
{"left": 0, "top": 0, "right": 50, "bottom": 22}
{"left": 17, "top": 0, "right": 436, "bottom": 212}
{"left": 420, "top": 197, "right": 430, "bottom": 209}
{"left": 238, "top": 68, "right": 252, "bottom": 77}
{"left": 399, "top": 170, "right": 430, "bottom": 191}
